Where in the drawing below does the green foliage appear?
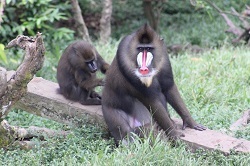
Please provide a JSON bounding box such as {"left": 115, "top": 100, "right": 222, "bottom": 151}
{"left": 1, "top": 48, "right": 25, "bottom": 70}
{"left": 112, "top": 0, "right": 146, "bottom": 39}
{"left": 0, "top": 0, "right": 74, "bottom": 44}
{"left": 0, "top": 44, "right": 7, "bottom": 65}
{"left": 110, "top": 0, "right": 250, "bottom": 46}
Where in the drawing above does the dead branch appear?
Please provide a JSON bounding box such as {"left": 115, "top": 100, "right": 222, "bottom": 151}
{"left": 204, "top": 0, "right": 250, "bottom": 44}
{"left": 0, "top": 120, "right": 70, "bottom": 149}
{"left": 0, "top": 33, "right": 45, "bottom": 119}
{"left": 0, "top": 33, "right": 45, "bottom": 148}
{"left": 232, "top": 27, "right": 250, "bottom": 44}
{"left": 1, "top": 120, "right": 69, "bottom": 140}
{"left": 204, "top": 0, "right": 242, "bottom": 36}
{"left": 243, "top": 5, "right": 250, "bottom": 17}
{"left": 231, "top": 7, "right": 250, "bottom": 28}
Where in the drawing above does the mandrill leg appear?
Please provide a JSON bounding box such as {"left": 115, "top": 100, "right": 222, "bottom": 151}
{"left": 102, "top": 106, "right": 134, "bottom": 145}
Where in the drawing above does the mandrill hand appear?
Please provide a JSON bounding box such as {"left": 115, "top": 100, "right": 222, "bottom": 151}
{"left": 182, "top": 119, "right": 206, "bottom": 131}
{"left": 90, "top": 91, "right": 101, "bottom": 99}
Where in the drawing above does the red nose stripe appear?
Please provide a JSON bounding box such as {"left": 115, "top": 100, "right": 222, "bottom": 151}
{"left": 139, "top": 50, "right": 149, "bottom": 75}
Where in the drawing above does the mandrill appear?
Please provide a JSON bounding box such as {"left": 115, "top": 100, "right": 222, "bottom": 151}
{"left": 57, "top": 41, "right": 109, "bottom": 105}
{"left": 102, "top": 24, "right": 206, "bottom": 145}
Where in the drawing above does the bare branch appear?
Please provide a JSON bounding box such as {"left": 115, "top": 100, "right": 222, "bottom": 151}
{"left": 204, "top": 0, "right": 242, "bottom": 36}
{"left": 231, "top": 7, "right": 250, "bottom": 28}
{"left": 232, "top": 27, "right": 250, "bottom": 44}
{"left": 0, "top": 120, "right": 70, "bottom": 149}
{"left": 0, "top": 33, "right": 45, "bottom": 119}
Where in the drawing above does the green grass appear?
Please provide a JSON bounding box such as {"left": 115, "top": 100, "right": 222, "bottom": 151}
{"left": 1, "top": 43, "right": 250, "bottom": 165}
{"left": 171, "top": 46, "right": 250, "bottom": 130}
{"left": 1, "top": 1, "right": 250, "bottom": 164}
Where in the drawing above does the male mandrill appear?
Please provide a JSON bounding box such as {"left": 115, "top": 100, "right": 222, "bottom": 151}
{"left": 102, "top": 24, "right": 206, "bottom": 145}
{"left": 57, "top": 41, "right": 109, "bottom": 105}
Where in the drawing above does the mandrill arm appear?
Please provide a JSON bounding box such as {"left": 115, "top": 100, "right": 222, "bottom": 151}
{"left": 74, "top": 70, "right": 104, "bottom": 90}
{"left": 165, "top": 83, "right": 206, "bottom": 131}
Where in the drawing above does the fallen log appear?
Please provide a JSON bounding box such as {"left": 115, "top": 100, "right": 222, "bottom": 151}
{"left": 12, "top": 76, "right": 250, "bottom": 154}
{"left": 13, "top": 75, "right": 106, "bottom": 128}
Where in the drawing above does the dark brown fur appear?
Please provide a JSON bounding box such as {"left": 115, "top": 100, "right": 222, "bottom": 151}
{"left": 57, "top": 41, "right": 109, "bottom": 105}
{"left": 102, "top": 24, "right": 205, "bottom": 145}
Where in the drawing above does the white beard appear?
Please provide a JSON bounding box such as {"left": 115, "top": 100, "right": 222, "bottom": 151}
{"left": 134, "top": 69, "right": 158, "bottom": 87}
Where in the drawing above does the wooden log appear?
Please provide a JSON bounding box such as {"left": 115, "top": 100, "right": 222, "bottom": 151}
{"left": 14, "top": 77, "right": 106, "bottom": 128}
{"left": 13, "top": 76, "right": 250, "bottom": 154}
{"left": 174, "top": 119, "right": 250, "bottom": 154}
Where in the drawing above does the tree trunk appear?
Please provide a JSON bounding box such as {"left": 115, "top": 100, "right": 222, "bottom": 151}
{"left": 100, "top": 0, "right": 112, "bottom": 43}
{"left": 0, "top": 0, "right": 5, "bottom": 25}
{"left": 143, "top": 0, "right": 158, "bottom": 31}
{"left": 70, "top": 0, "right": 91, "bottom": 43}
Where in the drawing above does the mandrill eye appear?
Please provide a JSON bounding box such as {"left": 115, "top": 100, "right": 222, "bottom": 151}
{"left": 137, "top": 47, "right": 143, "bottom": 52}
{"left": 146, "top": 47, "right": 153, "bottom": 51}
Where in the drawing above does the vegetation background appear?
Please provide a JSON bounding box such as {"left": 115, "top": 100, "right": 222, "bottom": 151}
{"left": 0, "top": 0, "right": 250, "bottom": 165}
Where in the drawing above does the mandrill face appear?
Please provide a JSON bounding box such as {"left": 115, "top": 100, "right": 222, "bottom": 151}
{"left": 134, "top": 46, "right": 158, "bottom": 87}
{"left": 117, "top": 24, "right": 166, "bottom": 87}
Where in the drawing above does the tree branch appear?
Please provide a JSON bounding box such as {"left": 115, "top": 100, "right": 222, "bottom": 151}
{"left": 204, "top": 0, "right": 250, "bottom": 44}
{"left": 0, "top": 120, "right": 70, "bottom": 149}
{"left": 204, "top": 0, "right": 242, "bottom": 36}
{"left": 0, "top": 33, "right": 45, "bottom": 119}
{"left": 231, "top": 7, "right": 250, "bottom": 28}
